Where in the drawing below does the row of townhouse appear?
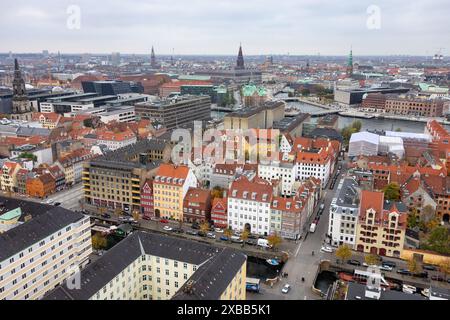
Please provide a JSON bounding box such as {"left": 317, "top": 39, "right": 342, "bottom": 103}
{"left": 328, "top": 177, "right": 408, "bottom": 257}
{"left": 227, "top": 175, "right": 321, "bottom": 238}
{"left": 0, "top": 161, "right": 67, "bottom": 198}
{"left": 0, "top": 147, "right": 95, "bottom": 198}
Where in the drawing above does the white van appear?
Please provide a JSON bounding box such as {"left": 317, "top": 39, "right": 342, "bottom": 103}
{"left": 257, "top": 238, "right": 271, "bottom": 248}
{"left": 310, "top": 223, "right": 317, "bottom": 233}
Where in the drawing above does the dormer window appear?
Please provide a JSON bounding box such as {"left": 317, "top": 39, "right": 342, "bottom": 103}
{"left": 232, "top": 190, "right": 237, "bottom": 197}
{"left": 243, "top": 191, "right": 248, "bottom": 199}
{"left": 251, "top": 192, "right": 257, "bottom": 200}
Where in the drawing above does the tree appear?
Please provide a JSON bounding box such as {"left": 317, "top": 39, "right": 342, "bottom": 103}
{"left": 92, "top": 233, "right": 108, "bottom": 250}
{"left": 407, "top": 258, "right": 419, "bottom": 274}
{"left": 335, "top": 245, "right": 352, "bottom": 263}
{"left": 18, "top": 152, "right": 37, "bottom": 162}
{"left": 364, "top": 254, "right": 379, "bottom": 266}
{"left": 439, "top": 260, "right": 450, "bottom": 280}
{"left": 240, "top": 230, "right": 250, "bottom": 246}
{"left": 408, "top": 208, "right": 420, "bottom": 229}
{"left": 423, "top": 226, "right": 450, "bottom": 255}
{"left": 224, "top": 228, "right": 233, "bottom": 241}
{"left": 340, "top": 121, "right": 362, "bottom": 146}
{"left": 395, "top": 128, "right": 402, "bottom": 132}
{"left": 211, "top": 186, "right": 225, "bottom": 200}
{"left": 114, "top": 207, "right": 122, "bottom": 217}
{"left": 200, "top": 221, "right": 210, "bottom": 234}
{"left": 132, "top": 209, "right": 140, "bottom": 222}
{"left": 300, "top": 88, "right": 310, "bottom": 96}
{"left": 383, "top": 183, "right": 401, "bottom": 201}
{"left": 267, "top": 233, "right": 282, "bottom": 250}
{"left": 351, "top": 120, "right": 362, "bottom": 132}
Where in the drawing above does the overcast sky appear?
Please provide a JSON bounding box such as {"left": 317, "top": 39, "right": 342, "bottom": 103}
{"left": 0, "top": 0, "right": 448, "bottom": 56}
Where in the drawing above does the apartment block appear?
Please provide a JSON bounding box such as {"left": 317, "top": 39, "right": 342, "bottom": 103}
{"left": 44, "top": 232, "right": 246, "bottom": 300}
{"left": 0, "top": 197, "right": 92, "bottom": 300}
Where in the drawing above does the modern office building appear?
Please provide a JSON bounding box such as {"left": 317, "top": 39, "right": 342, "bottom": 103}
{"left": 81, "top": 80, "right": 134, "bottom": 96}
{"left": 44, "top": 232, "right": 247, "bottom": 300}
{"left": 83, "top": 139, "right": 169, "bottom": 212}
{"left": 134, "top": 95, "right": 211, "bottom": 130}
{"left": 0, "top": 197, "right": 92, "bottom": 300}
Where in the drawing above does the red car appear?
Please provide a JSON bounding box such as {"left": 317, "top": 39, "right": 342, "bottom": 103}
{"left": 142, "top": 216, "right": 151, "bottom": 221}
{"left": 160, "top": 219, "right": 169, "bottom": 224}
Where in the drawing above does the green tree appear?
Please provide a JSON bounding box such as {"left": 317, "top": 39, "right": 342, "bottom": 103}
{"left": 351, "top": 120, "right": 362, "bottom": 132}
{"left": 383, "top": 183, "right": 401, "bottom": 201}
{"left": 439, "top": 260, "right": 450, "bottom": 280}
{"left": 424, "top": 226, "right": 450, "bottom": 255}
{"left": 300, "top": 88, "right": 310, "bottom": 96}
{"left": 18, "top": 152, "right": 37, "bottom": 162}
{"left": 92, "top": 233, "right": 108, "bottom": 250}
{"left": 335, "top": 245, "right": 352, "bottom": 264}
{"left": 364, "top": 254, "right": 380, "bottom": 266}
{"left": 407, "top": 208, "right": 420, "bottom": 229}
{"left": 267, "top": 233, "right": 282, "bottom": 250}
{"left": 395, "top": 128, "right": 402, "bottom": 132}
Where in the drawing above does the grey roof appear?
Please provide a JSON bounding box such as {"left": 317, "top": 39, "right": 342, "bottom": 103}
{"left": 0, "top": 196, "right": 85, "bottom": 262}
{"left": 346, "top": 282, "right": 427, "bottom": 300}
{"left": 272, "top": 113, "right": 310, "bottom": 132}
{"left": 383, "top": 200, "right": 408, "bottom": 212}
{"left": 90, "top": 138, "right": 167, "bottom": 170}
{"left": 331, "top": 178, "right": 360, "bottom": 214}
{"left": 43, "top": 231, "right": 246, "bottom": 300}
{"left": 17, "top": 127, "right": 51, "bottom": 137}
{"left": 309, "top": 128, "right": 343, "bottom": 143}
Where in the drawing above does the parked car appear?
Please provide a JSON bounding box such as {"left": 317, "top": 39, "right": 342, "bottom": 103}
{"left": 214, "top": 228, "right": 224, "bottom": 233}
{"left": 198, "top": 231, "right": 207, "bottom": 237}
{"left": 220, "top": 236, "right": 229, "bottom": 241}
{"left": 54, "top": 202, "right": 61, "bottom": 206}
{"left": 245, "top": 239, "right": 257, "bottom": 246}
{"left": 397, "top": 269, "right": 412, "bottom": 276}
{"left": 413, "top": 271, "right": 428, "bottom": 279}
{"left": 320, "top": 246, "right": 333, "bottom": 253}
{"left": 423, "top": 264, "right": 437, "bottom": 271}
{"left": 163, "top": 226, "right": 173, "bottom": 231}
{"left": 431, "top": 275, "right": 445, "bottom": 282}
{"left": 159, "top": 219, "right": 169, "bottom": 224}
{"left": 101, "top": 213, "right": 111, "bottom": 219}
{"left": 231, "top": 236, "right": 243, "bottom": 244}
{"left": 381, "top": 261, "right": 396, "bottom": 268}
{"left": 46, "top": 199, "right": 54, "bottom": 204}
{"left": 347, "top": 260, "right": 361, "bottom": 266}
{"left": 206, "top": 232, "right": 216, "bottom": 239}
{"left": 172, "top": 228, "right": 184, "bottom": 234}
{"left": 191, "top": 223, "right": 200, "bottom": 230}
{"left": 281, "top": 284, "right": 291, "bottom": 294}
{"left": 142, "top": 216, "right": 151, "bottom": 220}
{"left": 379, "top": 265, "right": 393, "bottom": 272}
{"left": 186, "top": 230, "right": 198, "bottom": 236}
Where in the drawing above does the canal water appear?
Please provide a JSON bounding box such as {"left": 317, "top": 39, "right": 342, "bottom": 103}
{"left": 212, "top": 101, "right": 450, "bottom": 133}
{"left": 314, "top": 270, "right": 338, "bottom": 295}
{"left": 246, "top": 256, "right": 284, "bottom": 280}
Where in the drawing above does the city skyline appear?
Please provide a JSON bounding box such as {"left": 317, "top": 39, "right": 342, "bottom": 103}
{"left": 0, "top": 0, "right": 449, "bottom": 56}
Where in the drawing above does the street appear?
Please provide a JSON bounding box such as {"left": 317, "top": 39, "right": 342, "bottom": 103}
{"left": 46, "top": 183, "right": 84, "bottom": 211}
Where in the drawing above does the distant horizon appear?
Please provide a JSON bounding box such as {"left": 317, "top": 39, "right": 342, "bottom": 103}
{"left": 1, "top": 1, "right": 448, "bottom": 56}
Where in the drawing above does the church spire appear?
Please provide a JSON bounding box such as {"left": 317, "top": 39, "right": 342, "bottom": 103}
{"left": 151, "top": 46, "right": 156, "bottom": 68}
{"left": 236, "top": 43, "right": 244, "bottom": 69}
{"left": 347, "top": 47, "right": 353, "bottom": 77}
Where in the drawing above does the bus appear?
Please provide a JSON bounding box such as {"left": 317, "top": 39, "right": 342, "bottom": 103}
{"left": 246, "top": 277, "right": 261, "bottom": 293}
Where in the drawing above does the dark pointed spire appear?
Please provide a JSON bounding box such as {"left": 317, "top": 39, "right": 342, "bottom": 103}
{"left": 236, "top": 43, "right": 244, "bottom": 69}
{"left": 151, "top": 46, "right": 156, "bottom": 68}
{"left": 14, "top": 58, "right": 19, "bottom": 71}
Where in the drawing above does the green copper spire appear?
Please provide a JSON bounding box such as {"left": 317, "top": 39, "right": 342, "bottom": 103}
{"left": 347, "top": 47, "right": 353, "bottom": 76}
